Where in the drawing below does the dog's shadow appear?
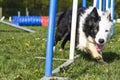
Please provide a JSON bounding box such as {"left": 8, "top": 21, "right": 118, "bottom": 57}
{"left": 76, "top": 50, "right": 120, "bottom": 63}
{"left": 103, "top": 52, "right": 120, "bottom": 63}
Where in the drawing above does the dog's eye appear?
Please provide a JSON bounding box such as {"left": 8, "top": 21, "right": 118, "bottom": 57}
{"left": 105, "top": 30, "right": 109, "bottom": 32}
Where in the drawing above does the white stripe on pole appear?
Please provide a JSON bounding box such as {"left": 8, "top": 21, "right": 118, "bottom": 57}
{"left": 111, "top": 0, "right": 114, "bottom": 21}
{"left": 111, "top": 0, "right": 114, "bottom": 35}
{"left": 106, "top": 0, "right": 109, "bottom": 10}
{"left": 69, "top": 0, "right": 78, "bottom": 60}
{"left": 93, "top": 0, "right": 97, "bottom": 7}
{"left": 99, "top": 0, "right": 102, "bottom": 11}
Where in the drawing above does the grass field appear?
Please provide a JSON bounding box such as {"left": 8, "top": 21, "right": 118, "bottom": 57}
{"left": 0, "top": 23, "right": 120, "bottom": 80}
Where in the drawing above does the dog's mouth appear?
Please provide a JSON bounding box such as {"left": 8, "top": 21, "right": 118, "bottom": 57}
{"left": 96, "top": 44, "right": 104, "bottom": 52}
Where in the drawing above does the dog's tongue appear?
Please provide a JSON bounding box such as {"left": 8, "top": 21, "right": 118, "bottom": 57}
{"left": 96, "top": 44, "right": 104, "bottom": 51}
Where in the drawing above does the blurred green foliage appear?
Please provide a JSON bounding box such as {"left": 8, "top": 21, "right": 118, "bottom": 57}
{"left": 0, "top": 0, "right": 119, "bottom": 18}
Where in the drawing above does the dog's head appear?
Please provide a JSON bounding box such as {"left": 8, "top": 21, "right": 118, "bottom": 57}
{"left": 95, "top": 10, "right": 113, "bottom": 51}
{"left": 83, "top": 8, "right": 113, "bottom": 51}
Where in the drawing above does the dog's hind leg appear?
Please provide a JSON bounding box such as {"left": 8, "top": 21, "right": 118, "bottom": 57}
{"left": 59, "top": 32, "right": 70, "bottom": 51}
{"left": 54, "top": 33, "right": 62, "bottom": 51}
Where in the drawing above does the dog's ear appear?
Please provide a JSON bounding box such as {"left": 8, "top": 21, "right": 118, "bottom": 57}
{"left": 103, "top": 10, "right": 112, "bottom": 21}
{"left": 90, "top": 7, "right": 99, "bottom": 18}
{"left": 108, "top": 13, "right": 112, "bottom": 21}
{"left": 105, "top": 10, "right": 112, "bottom": 21}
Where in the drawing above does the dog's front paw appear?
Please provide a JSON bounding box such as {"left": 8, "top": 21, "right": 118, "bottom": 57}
{"left": 96, "top": 59, "right": 108, "bottom": 65}
{"left": 93, "top": 54, "right": 107, "bottom": 64}
{"left": 93, "top": 53, "right": 102, "bottom": 60}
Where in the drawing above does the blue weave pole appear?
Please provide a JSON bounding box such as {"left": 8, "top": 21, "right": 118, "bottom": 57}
{"left": 96, "top": 0, "right": 99, "bottom": 9}
{"left": 45, "top": 0, "right": 57, "bottom": 76}
{"left": 102, "top": 0, "right": 106, "bottom": 11}
{"left": 82, "top": 0, "right": 86, "bottom": 8}
{"left": 108, "top": 0, "right": 111, "bottom": 8}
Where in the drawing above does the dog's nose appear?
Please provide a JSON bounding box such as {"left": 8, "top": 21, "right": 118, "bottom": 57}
{"left": 99, "top": 39, "right": 104, "bottom": 44}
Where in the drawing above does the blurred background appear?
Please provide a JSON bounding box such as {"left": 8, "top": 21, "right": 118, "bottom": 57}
{"left": 0, "top": 0, "right": 119, "bottom": 19}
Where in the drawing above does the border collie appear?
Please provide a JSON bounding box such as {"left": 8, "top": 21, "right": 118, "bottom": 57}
{"left": 54, "top": 6, "right": 113, "bottom": 64}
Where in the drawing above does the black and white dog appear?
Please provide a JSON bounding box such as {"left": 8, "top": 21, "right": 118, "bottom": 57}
{"left": 54, "top": 6, "right": 113, "bottom": 63}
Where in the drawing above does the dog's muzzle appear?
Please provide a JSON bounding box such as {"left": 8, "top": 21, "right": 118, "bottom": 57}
{"left": 98, "top": 39, "right": 105, "bottom": 44}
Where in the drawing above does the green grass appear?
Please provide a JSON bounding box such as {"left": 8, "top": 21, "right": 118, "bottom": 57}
{"left": 0, "top": 23, "right": 120, "bottom": 80}
{"left": 56, "top": 23, "right": 120, "bottom": 80}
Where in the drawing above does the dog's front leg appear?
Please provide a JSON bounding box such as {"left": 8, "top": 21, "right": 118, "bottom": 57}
{"left": 88, "top": 43, "right": 102, "bottom": 59}
{"left": 88, "top": 43, "right": 107, "bottom": 64}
